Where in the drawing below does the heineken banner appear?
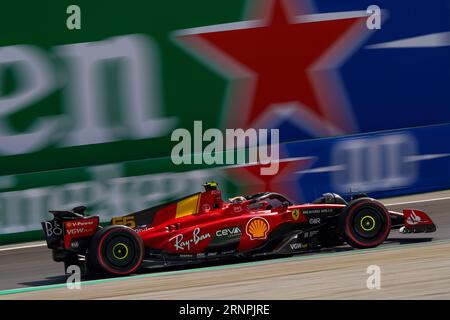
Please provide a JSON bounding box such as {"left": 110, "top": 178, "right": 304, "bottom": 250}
{"left": 0, "top": 0, "right": 449, "bottom": 242}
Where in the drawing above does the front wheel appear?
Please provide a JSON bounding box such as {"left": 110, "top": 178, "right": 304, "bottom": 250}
{"left": 339, "top": 198, "right": 391, "bottom": 249}
{"left": 87, "top": 225, "right": 144, "bottom": 276}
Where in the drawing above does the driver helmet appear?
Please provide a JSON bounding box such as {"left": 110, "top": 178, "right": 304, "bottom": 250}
{"left": 203, "top": 181, "right": 219, "bottom": 191}
{"left": 203, "top": 181, "right": 224, "bottom": 209}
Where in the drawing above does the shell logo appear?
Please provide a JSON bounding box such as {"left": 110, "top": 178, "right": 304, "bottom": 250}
{"left": 246, "top": 217, "right": 270, "bottom": 240}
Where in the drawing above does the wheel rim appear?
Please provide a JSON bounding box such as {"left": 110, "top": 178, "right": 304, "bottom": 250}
{"left": 360, "top": 215, "right": 376, "bottom": 232}
{"left": 351, "top": 207, "right": 384, "bottom": 239}
{"left": 104, "top": 235, "right": 135, "bottom": 267}
{"left": 112, "top": 243, "right": 129, "bottom": 260}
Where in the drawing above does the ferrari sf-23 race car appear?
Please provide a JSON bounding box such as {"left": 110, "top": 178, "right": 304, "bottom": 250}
{"left": 41, "top": 182, "right": 437, "bottom": 276}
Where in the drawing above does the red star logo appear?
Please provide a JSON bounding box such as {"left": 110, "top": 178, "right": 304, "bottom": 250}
{"left": 174, "top": 0, "right": 373, "bottom": 135}
{"left": 173, "top": 0, "right": 377, "bottom": 201}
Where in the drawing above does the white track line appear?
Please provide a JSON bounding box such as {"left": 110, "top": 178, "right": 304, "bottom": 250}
{"left": 0, "top": 243, "right": 46, "bottom": 252}
{"left": 385, "top": 196, "right": 450, "bottom": 207}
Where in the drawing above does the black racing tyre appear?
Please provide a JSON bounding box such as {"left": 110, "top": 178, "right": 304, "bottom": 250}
{"left": 339, "top": 198, "right": 391, "bottom": 249}
{"left": 87, "top": 225, "right": 144, "bottom": 276}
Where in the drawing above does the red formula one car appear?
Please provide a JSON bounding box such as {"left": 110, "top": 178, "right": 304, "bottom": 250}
{"left": 41, "top": 182, "right": 437, "bottom": 276}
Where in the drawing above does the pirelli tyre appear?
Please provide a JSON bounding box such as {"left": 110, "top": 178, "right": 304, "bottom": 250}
{"left": 87, "top": 225, "right": 144, "bottom": 276}
{"left": 339, "top": 198, "right": 391, "bottom": 249}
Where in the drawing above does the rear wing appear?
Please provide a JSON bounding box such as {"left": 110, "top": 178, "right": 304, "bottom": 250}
{"left": 41, "top": 209, "right": 99, "bottom": 251}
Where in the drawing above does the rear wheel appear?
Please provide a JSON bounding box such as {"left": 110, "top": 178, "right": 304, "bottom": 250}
{"left": 87, "top": 225, "right": 144, "bottom": 276}
{"left": 339, "top": 198, "right": 391, "bottom": 249}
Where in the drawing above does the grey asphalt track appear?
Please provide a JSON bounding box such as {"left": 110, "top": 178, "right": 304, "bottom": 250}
{"left": 0, "top": 190, "right": 449, "bottom": 297}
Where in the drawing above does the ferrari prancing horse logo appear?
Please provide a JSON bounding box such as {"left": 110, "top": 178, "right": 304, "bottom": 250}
{"left": 291, "top": 209, "right": 300, "bottom": 221}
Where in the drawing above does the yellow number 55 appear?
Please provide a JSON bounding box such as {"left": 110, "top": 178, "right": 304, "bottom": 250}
{"left": 111, "top": 216, "right": 136, "bottom": 228}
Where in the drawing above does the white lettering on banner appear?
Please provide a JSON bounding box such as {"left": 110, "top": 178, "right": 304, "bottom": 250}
{"left": 332, "top": 134, "right": 417, "bottom": 192}
{"left": 0, "top": 46, "right": 59, "bottom": 154}
{"left": 58, "top": 35, "right": 175, "bottom": 146}
{"left": 0, "top": 34, "right": 175, "bottom": 156}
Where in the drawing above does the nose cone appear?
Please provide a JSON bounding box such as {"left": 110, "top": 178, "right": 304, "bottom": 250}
{"left": 402, "top": 209, "right": 437, "bottom": 233}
